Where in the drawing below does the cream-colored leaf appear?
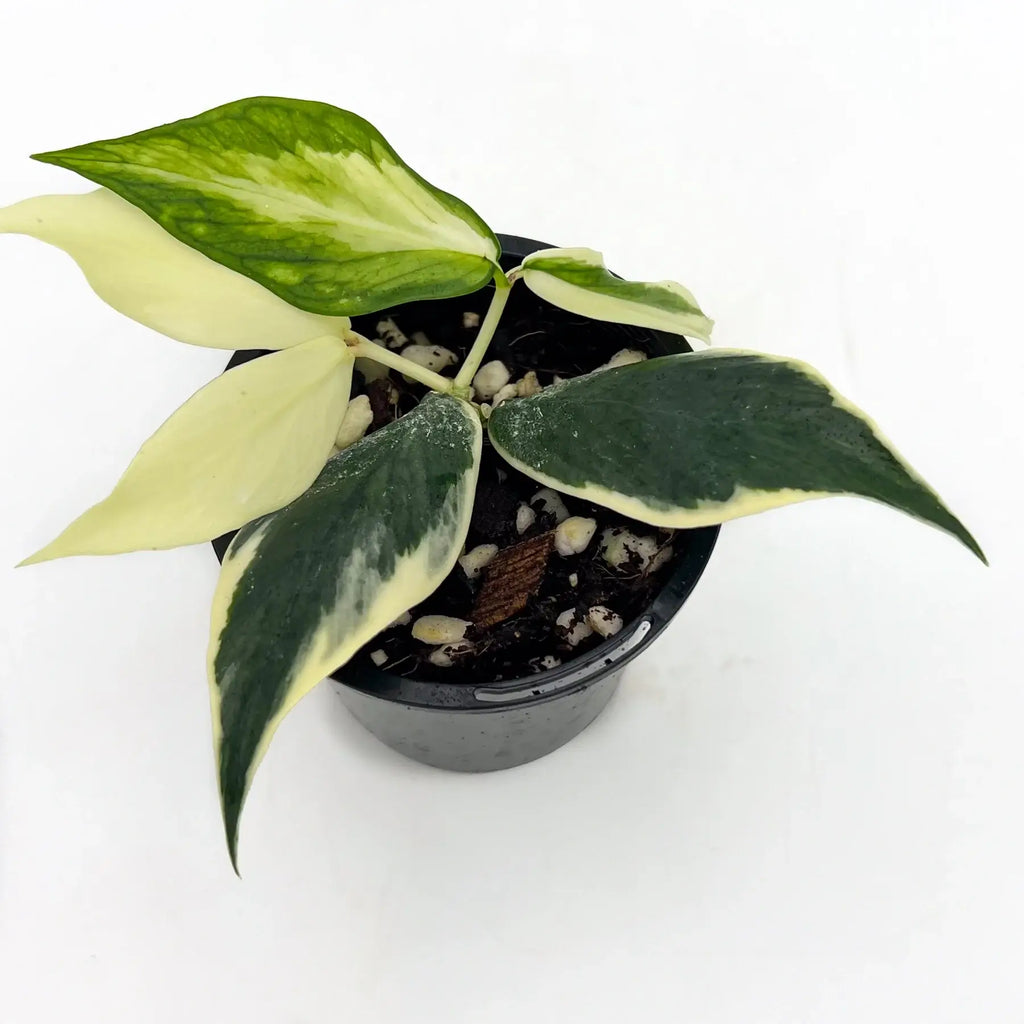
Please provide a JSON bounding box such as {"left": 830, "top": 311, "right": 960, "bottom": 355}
{"left": 0, "top": 189, "right": 350, "bottom": 349}
{"left": 21, "top": 336, "right": 354, "bottom": 563}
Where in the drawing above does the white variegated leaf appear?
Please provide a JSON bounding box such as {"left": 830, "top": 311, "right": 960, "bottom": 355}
{"left": 0, "top": 190, "right": 350, "bottom": 349}
{"left": 518, "top": 247, "right": 713, "bottom": 343}
{"left": 33, "top": 97, "right": 502, "bottom": 316}
{"left": 21, "top": 336, "right": 354, "bottom": 563}
{"left": 208, "top": 394, "right": 481, "bottom": 869}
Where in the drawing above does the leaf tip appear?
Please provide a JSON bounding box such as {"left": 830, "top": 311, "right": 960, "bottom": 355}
{"left": 16, "top": 545, "right": 55, "bottom": 568}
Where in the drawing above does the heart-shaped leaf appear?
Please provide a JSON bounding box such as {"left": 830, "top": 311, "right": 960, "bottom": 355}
{"left": 34, "top": 97, "right": 501, "bottom": 316}
{"left": 488, "top": 350, "right": 983, "bottom": 561}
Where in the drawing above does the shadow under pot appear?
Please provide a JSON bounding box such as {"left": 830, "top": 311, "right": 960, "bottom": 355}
{"left": 212, "top": 233, "right": 719, "bottom": 773}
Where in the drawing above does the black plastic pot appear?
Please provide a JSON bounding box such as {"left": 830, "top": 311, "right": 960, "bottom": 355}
{"left": 214, "top": 234, "right": 718, "bottom": 772}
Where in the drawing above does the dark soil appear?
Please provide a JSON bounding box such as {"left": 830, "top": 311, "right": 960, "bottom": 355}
{"left": 341, "top": 283, "right": 697, "bottom": 685}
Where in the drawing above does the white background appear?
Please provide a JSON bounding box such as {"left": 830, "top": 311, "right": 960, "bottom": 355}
{"left": 1, "top": 1, "right": 1021, "bottom": 1021}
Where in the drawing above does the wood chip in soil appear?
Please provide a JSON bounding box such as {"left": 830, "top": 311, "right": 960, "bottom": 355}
{"left": 473, "top": 532, "right": 554, "bottom": 629}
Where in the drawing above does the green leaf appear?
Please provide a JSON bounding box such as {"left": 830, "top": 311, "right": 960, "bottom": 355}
{"left": 0, "top": 190, "right": 351, "bottom": 349}
{"left": 34, "top": 97, "right": 501, "bottom": 316}
{"left": 488, "top": 350, "right": 984, "bottom": 562}
{"left": 208, "top": 394, "right": 482, "bottom": 870}
{"left": 517, "top": 247, "right": 713, "bottom": 342}
{"left": 21, "top": 336, "right": 354, "bottom": 563}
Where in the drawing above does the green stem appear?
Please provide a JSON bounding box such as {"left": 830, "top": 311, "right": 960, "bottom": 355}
{"left": 453, "top": 275, "right": 513, "bottom": 389}
{"left": 350, "top": 336, "right": 455, "bottom": 394}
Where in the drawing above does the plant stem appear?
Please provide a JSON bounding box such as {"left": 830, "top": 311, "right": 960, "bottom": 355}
{"left": 349, "top": 336, "right": 455, "bottom": 394}
{"left": 453, "top": 276, "right": 512, "bottom": 389}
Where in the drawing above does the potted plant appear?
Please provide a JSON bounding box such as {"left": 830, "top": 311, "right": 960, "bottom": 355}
{"left": 1, "top": 97, "right": 984, "bottom": 872}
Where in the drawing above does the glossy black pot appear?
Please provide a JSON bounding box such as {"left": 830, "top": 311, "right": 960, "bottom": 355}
{"left": 214, "top": 234, "right": 718, "bottom": 772}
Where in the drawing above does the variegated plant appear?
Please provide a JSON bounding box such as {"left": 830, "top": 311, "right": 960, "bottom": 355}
{"left": 2, "top": 97, "right": 984, "bottom": 871}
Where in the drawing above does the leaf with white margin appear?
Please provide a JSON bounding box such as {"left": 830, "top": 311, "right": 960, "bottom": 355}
{"left": 488, "top": 350, "right": 984, "bottom": 562}
{"left": 21, "top": 336, "right": 354, "bottom": 564}
{"left": 208, "top": 393, "right": 481, "bottom": 870}
{"left": 517, "top": 247, "right": 713, "bottom": 343}
{"left": 0, "top": 190, "right": 350, "bottom": 349}
{"left": 33, "top": 96, "right": 501, "bottom": 316}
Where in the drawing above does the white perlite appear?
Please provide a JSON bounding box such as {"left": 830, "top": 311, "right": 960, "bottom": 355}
{"left": 428, "top": 641, "right": 475, "bottom": 668}
{"left": 531, "top": 487, "right": 569, "bottom": 524}
{"left": 389, "top": 610, "right": 412, "bottom": 628}
{"left": 369, "top": 649, "right": 388, "bottom": 667}
{"left": 533, "top": 654, "right": 562, "bottom": 672}
{"left": 400, "top": 343, "right": 458, "bottom": 373}
{"left": 491, "top": 382, "right": 519, "bottom": 407}
{"left": 554, "top": 516, "right": 597, "bottom": 556}
{"left": 334, "top": 395, "right": 373, "bottom": 450}
{"left": 462, "top": 311, "right": 481, "bottom": 328}
{"left": 568, "top": 572, "right": 578, "bottom": 587}
{"left": 376, "top": 317, "right": 407, "bottom": 349}
{"left": 556, "top": 608, "right": 594, "bottom": 647}
{"left": 472, "top": 360, "right": 511, "bottom": 400}
{"left": 600, "top": 527, "right": 660, "bottom": 571}
{"left": 412, "top": 615, "right": 470, "bottom": 645}
{"left": 355, "top": 355, "right": 391, "bottom": 382}
{"left": 599, "top": 349, "right": 648, "bottom": 371}
{"left": 516, "top": 370, "right": 542, "bottom": 397}
{"left": 458, "top": 543, "right": 498, "bottom": 579}
{"left": 587, "top": 605, "right": 623, "bottom": 637}
{"left": 515, "top": 503, "right": 537, "bottom": 534}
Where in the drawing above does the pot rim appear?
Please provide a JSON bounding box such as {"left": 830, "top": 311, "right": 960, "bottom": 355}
{"left": 213, "top": 232, "right": 719, "bottom": 712}
{"left": 331, "top": 231, "right": 719, "bottom": 711}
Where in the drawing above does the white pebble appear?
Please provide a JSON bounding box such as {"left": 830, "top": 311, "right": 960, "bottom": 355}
{"left": 492, "top": 382, "right": 519, "bottom": 407}
{"left": 556, "top": 608, "right": 594, "bottom": 647}
{"left": 516, "top": 370, "right": 542, "bottom": 397}
{"left": 462, "top": 311, "right": 481, "bottom": 328}
{"left": 428, "top": 641, "right": 474, "bottom": 668}
{"left": 587, "top": 605, "right": 623, "bottom": 637}
{"left": 552, "top": 374, "right": 566, "bottom": 385}
{"left": 412, "top": 615, "right": 470, "bottom": 645}
{"left": 532, "top": 654, "right": 562, "bottom": 672}
{"left": 376, "top": 317, "right": 407, "bottom": 349}
{"left": 369, "top": 649, "right": 388, "bottom": 667}
{"left": 389, "top": 610, "right": 412, "bottom": 629}
{"left": 554, "top": 516, "right": 597, "bottom": 556}
{"left": 515, "top": 503, "right": 537, "bottom": 534}
{"left": 400, "top": 344, "right": 459, "bottom": 373}
{"left": 458, "top": 543, "right": 498, "bottom": 579}
{"left": 600, "top": 528, "right": 660, "bottom": 571}
{"left": 568, "top": 572, "right": 578, "bottom": 587}
{"left": 334, "top": 395, "right": 373, "bottom": 450}
{"left": 531, "top": 487, "right": 569, "bottom": 524}
{"left": 599, "top": 349, "right": 648, "bottom": 371}
{"left": 355, "top": 354, "right": 391, "bottom": 382}
{"left": 472, "top": 360, "right": 511, "bottom": 400}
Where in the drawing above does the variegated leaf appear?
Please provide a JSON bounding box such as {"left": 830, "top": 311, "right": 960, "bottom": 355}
{"left": 0, "top": 190, "right": 350, "bottom": 349}
{"left": 488, "top": 350, "right": 984, "bottom": 561}
{"left": 517, "top": 247, "right": 713, "bottom": 342}
{"left": 208, "top": 394, "right": 482, "bottom": 870}
{"left": 34, "top": 97, "right": 501, "bottom": 316}
{"left": 21, "top": 336, "right": 354, "bottom": 563}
